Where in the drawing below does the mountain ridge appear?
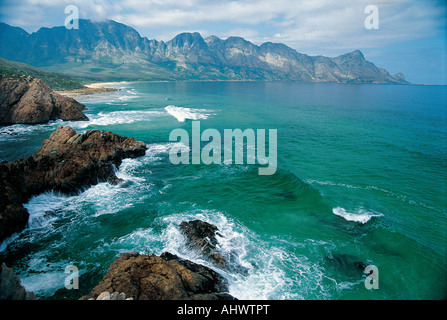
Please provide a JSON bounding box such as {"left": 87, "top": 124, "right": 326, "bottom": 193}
{"left": 0, "top": 19, "right": 407, "bottom": 84}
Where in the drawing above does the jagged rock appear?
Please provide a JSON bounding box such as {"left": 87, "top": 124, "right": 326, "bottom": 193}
{"left": 179, "top": 220, "right": 227, "bottom": 269}
{"left": 0, "top": 20, "right": 408, "bottom": 84}
{"left": 0, "top": 76, "right": 88, "bottom": 125}
{"left": 0, "top": 263, "right": 35, "bottom": 300}
{"left": 179, "top": 220, "right": 249, "bottom": 274}
{"left": 0, "top": 125, "right": 147, "bottom": 241}
{"left": 80, "top": 252, "right": 236, "bottom": 300}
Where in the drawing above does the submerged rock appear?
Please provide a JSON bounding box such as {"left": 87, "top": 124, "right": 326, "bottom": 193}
{"left": 0, "top": 125, "right": 147, "bottom": 241}
{"left": 324, "top": 253, "right": 368, "bottom": 281}
{"left": 0, "top": 76, "right": 88, "bottom": 125}
{"left": 80, "top": 252, "right": 236, "bottom": 300}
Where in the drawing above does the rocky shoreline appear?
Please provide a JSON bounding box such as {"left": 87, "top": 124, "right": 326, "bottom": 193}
{"left": 0, "top": 125, "right": 147, "bottom": 242}
{"left": 0, "top": 122, "right": 242, "bottom": 300}
{"left": 0, "top": 79, "right": 242, "bottom": 300}
{"left": 80, "top": 219, "right": 241, "bottom": 300}
{"left": 55, "top": 85, "right": 118, "bottom": 99}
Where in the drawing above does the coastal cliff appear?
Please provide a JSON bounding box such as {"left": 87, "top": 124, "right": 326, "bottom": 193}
{"left": 0, "top": 76, "right": 88, "bottom": 125}
{"left": 0, "top": 125, "right": 147, "bottom": 242}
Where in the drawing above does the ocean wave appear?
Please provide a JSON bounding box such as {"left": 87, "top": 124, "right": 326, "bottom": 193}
{"left": 155, "top": 209, "right": 325, "bottom": 299}
{"left": 0, "top": 121, "right": 64, "bottom": 142}
{"left": 306, "top": 179, "right": 442, "bottom": 213}
{"left": 78, "top": 110, "right": 165, "bottom": 127}
{"left": 19, "top": 259, "right": 74, "bottom": 297}
{"left": 332, "top": 207, "right": 383, "bottom": 224}
{"left": 118, "top": 95, "right": 138, "bottom": 101}
{"left": 23, "top": 151, "right": 154, "bottom": 226}
{"left": 305, "top": 179, "right": 361, "bottom": 189}
{"left": 165, "top": 105, "right": 215, "bottom": 122}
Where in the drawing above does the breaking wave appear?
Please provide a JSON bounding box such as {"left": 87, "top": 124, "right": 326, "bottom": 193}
{"left": 332, "top": 207, "right": 383, "bottom": 224}
{"left": 78, "top": 110, "right": 165, "bottom": 127}
{"left": 165, "top": 105, "right": 215, "bottom": 122}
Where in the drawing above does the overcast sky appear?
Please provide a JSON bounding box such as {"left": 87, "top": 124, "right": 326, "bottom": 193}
{"left": 0, "top": 0, "right": 446, "bottom": 84}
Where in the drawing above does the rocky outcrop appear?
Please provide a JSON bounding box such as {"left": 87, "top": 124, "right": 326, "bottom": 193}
{"left": 0, "top": 76, "right": 88, "bottom": 125}
{"left": 80, "top": 252, "right": 236, "bottom": 300}
{"left": 0, "top": 125, "right": 147, "bottom": 241}
{"left": 179, "top": 220, "right": 227, "bottom": 269}
{"left": 0, "top": 263, "right": 35, "bottom": 300}
{"left": 179, "top": 220, "right": 248, "bottom": 274}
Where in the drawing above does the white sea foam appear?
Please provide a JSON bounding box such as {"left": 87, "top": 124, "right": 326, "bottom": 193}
{"left": 143, "top": 141, "right": 190, "bottom": 164}
{"left": 20, "top": 266, "right": 71, "bottom": 297}
{"left": 0, "top": 121, "right": 64, "bottom": 142}
{"left": 24, "top": 191, "right": 75, "bottom": 229}
{"left": 155, "top": 209, "right": 324, "bottom": 300}
{"left": 305, "top": 179, "right": 361, "bottom": 189}
{"left": 332, "top": 207, "right": 383, "bottom": 224}
{"left": 17, "top": 248, "right": 77, "bottom": 297}
{"left": 78, "top": 110, "right": 165, "bottom": 127}
{"left": 165, "top": 105, "right": 215, "bottom": 122}
{"left": 118, "top": 95, "right": 138, "bottom": 101}
{"left": 22, "top": 148, "right": 154, "bottom": 227}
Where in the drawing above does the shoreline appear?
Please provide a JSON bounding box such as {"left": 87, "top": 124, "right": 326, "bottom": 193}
{"left": 54, "top": 79, "right": 426, "bottom": 101}
{"left": 55, "top": 81, "right": 126, "bottom": 99}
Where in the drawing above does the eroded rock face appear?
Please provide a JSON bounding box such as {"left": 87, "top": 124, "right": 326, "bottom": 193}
{"left": 0, "top": 76, "right": 88, "bottom": 125}
{"left": 0, "top": 125, "right": 147, "bottom": 241}
{"left": 0, "top": 263, "right": 35, "bottom": 300}
{"left": 80, "top": 252, "right": 236, "bottom": 300}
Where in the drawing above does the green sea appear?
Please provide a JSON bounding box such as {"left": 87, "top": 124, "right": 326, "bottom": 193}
{"left": 0, "top": 81, "right": 446, "bottom": 300}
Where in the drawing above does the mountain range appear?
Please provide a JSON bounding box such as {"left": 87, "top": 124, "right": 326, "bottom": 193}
{"left": 0, "top": 19, "right": 407, "bottom": 84}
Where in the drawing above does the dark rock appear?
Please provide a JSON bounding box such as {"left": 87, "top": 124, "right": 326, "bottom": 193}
{"left": 80, "top": 252, "right": 236, "bottom": 300}
{"left": 0, "top": 76, "right": 88, "bottom": 125}
{"left": 107, "top": 175, "right": 124, "bottom": 186}
{"left": 179, "top": 220, "right": 220, "bottom": 253}
{"left": 0, "top": 125, "right": 147, "bottom": 241}
{"left": 179, "top": 220, "right": 249, "bottom": 274}
{"left": 324, "top": 253, "right": 368, "bottom": 280}
{"left": 179, "top": 220, "right": 226, "bottom": 269}
{"left": 0, "top": 263, "right": 35, "bottom": 300}
{"left": 278, "top": 190, "right": 296, "bottom": 200}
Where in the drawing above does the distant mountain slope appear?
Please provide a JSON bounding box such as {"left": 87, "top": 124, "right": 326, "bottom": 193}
{"left": 0, "top": 20, "right": 407, "bottom": 84}
{"left": 0, "top": 57, "right": 85, "bottom": 90}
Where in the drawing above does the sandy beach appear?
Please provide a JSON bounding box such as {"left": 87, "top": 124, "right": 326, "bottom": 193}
{"left": 55, "top": 82, "right": 127, "bottom": 99}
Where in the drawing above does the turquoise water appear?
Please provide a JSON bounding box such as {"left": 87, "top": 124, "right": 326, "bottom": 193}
{"left": 0, "top": 81, "right": 446, "bottom": 299}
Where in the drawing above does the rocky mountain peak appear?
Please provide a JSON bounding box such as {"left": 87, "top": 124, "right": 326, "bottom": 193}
{"left": 0, "top": 20, "right": 407, "bottom": 84}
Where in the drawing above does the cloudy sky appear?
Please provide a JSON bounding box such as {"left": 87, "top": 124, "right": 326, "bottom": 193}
{"left": 0, "top": 0, "right": 446, "bottom": 84}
